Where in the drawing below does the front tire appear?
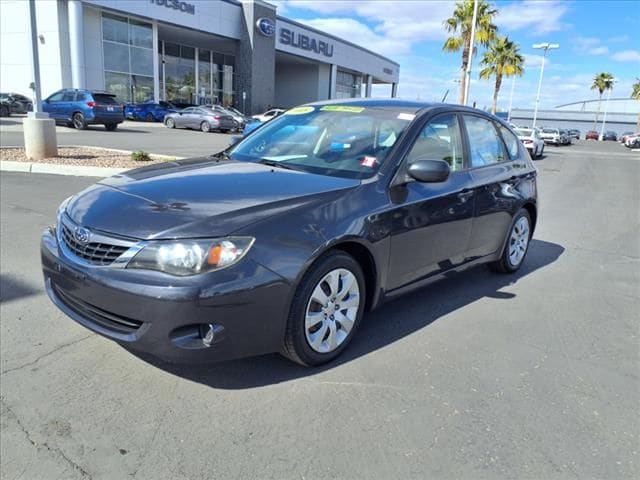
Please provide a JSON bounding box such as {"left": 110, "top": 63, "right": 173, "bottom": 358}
{"left": 490, "top": 209, "right": 532, "bottom": 274}
{"left": 145, "top": 113, "right": 154, "bottom": 122}
{"left": 104, "top": 123, "right": 118, "bottom": 131}
{"left": 283, "top": 251, "right": 366, "bottom": 366}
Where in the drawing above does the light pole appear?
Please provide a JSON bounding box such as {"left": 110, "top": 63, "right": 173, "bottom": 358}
{"left": 599, "top": 78, "right": 616, "bottom": 141}
{"left": 462, "top": 0, "right": 479, "bottom": 106}
{"left": 531, "top": 42, "right": 559, "bottom": 129}
{"left": 507, "top": 75, "right": 516, "bottom": 122}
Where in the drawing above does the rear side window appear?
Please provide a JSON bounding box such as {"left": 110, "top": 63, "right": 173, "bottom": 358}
{"left": 463, "top": 115, "right": 507, "bottom": 167}
{"left": 499, "top": 125, "right": 521, "bottom": 159}
{"left": 93, "top": 94, "right": 119, "bottom": 104}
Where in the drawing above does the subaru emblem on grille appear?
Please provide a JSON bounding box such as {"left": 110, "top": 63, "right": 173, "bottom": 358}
{"left": 74, "top": 227, "right": 91, "bottom": 244}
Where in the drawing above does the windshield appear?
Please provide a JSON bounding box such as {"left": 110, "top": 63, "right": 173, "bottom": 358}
{"left": 229, "top": 105, "right": 413, "bottom": 179}
{"left": 515, "top": 129, "right": 533, "bottom": 137}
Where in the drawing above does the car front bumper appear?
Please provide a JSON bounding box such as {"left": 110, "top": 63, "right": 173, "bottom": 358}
{"left": 41, "top": 227, "right": 292, "bottom": 363}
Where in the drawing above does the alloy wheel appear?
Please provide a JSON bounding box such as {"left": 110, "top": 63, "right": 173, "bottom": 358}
{"left": 304, "top": 268, "right": 360, "bottom": 353}
{"left": 508, "top": 216, "right": 530, "bottom": 266}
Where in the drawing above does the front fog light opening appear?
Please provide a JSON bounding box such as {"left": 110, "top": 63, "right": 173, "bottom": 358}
{"left": 200, "top": 323, "right": 216, "bottom": 346}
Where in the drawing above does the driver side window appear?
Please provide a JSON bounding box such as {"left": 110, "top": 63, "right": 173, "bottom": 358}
{"left": 405, "top": 114, "right": 464, "bottom": 171}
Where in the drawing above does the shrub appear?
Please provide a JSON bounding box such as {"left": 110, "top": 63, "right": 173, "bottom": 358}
{"left": 131, "top": 150, "right": 152, "bottom": 162}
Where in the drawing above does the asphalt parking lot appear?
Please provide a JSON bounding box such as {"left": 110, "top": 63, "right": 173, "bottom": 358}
{"left": 1, "top": 141, "right": 638, "bottom": 479}
{"left": 0, "top": 116, "right": 232, "bottom": 158}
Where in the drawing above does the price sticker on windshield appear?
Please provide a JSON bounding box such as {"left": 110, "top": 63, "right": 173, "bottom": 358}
{"left": 285, "top": 106, "right": 315, "bottom": 115}
{"left": 360, "top": 156, "right": 378, "bottom": 168}
{"left": 320, "top": 105, "right": 365, "bottom": 113}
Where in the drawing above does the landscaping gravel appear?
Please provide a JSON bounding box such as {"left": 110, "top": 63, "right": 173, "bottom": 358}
{"left": 0, "top": 146, "right": 177, "bottom": 168}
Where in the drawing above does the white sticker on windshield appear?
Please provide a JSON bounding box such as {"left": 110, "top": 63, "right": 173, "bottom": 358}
{"left": 397, "top": 113, "right": 416, "bottom": 121}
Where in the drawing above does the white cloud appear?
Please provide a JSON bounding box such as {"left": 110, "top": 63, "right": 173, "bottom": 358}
{"left": 573, "top": 37, "right": 610, "bottom": 56}
{"left": 293, "top": 17, "right": 410, "bottom": 56}
{"left": 497, "top": 0, "right": 570, "bottom": 34}
{"left": 612, "top": 50, "right": 640, "bottom": 62}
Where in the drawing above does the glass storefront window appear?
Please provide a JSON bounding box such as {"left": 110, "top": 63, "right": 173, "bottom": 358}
{"left": 198, "top": 50, "right": 211, "bottom": 105}
{"left": 222, "top": 65, "right": 234, "bottom": 107}
{"left": 101, "top": 13, "right": 153, "bottom": 103}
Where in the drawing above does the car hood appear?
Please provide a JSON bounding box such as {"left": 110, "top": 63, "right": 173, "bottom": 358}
{"left": 65, "top": 158, "right": 360, "bottom": 240}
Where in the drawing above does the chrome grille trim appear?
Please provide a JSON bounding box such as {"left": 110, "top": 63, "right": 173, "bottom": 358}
{"left": 57, "top": 214, "right": 139, "bottom": 268}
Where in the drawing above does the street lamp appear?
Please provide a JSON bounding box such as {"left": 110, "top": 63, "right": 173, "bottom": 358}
{"left": 531, "top": 42, "right": 559, "bottom": 129}
{"left": 599, "top": 78, "right": 617, "bottom": 141}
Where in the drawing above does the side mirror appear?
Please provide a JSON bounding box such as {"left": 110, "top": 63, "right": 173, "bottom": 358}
{"left": 407, "top": 159, "right": 450, "bottom": 183}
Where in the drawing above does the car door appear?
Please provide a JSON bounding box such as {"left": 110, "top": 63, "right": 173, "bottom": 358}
{"left": 462, "top": 115, "right": 533, "bottom": 259}
{"left": 58, "top": 91, "right": 77, "bottom": 122}
{"left": 176, "top": 107, "right": 194, "bottom": 128}
{"left": 386, "top": 113, "right": 476, "bottom": 291}
{"left": 43, "top": 91, "right": 65, "bottom": 120}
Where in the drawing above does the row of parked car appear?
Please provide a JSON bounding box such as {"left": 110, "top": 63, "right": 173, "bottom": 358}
{"left": 512, "top": 126, "right": 578, "bottom": 158}
{"left": 1, "top": 87, "right": 280, "bottom": 134}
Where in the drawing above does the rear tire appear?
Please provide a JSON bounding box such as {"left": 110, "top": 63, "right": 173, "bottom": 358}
{"left": 104, "top": 123, "right": 118, "bottom": 131}
{"left": 145, "top": 113, "right": 154, "bottom": 122}
{"left": 490, "top": 208, "right": 532, "bottom": 274}
{"left": 200, "top": 121, "right": 211, "bottom": 133}
{"left": 165, "top": 117, "right": 175, "bottom": 129}
{"left": 282, "top": 251, "right": 366, "bottom": 366}
{"left": 0, "top": 105, "right": 9, "bottom": 117}
{"left": 72, "top": 113, "right": 87, "bottom": 130}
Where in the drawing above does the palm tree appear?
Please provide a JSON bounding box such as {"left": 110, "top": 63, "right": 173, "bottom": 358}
{"left": 632, "top": 77, "right": 640, "bottom": 129}
{"left": 443, "top": 0, "right": 498, "bottom": 104}
{"left": 479, "top": 36, "right": 524, "bottom": 114}
{"left": 591, "top": 72, "right": 614, "bottom": 129}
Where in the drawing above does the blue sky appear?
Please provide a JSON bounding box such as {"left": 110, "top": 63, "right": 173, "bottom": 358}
{"left": 276, "top": 0, "right": 640, "bottom": 110}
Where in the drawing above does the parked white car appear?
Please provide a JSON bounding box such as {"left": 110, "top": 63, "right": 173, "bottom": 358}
{"left": 539, "top": 128, "right": 563, "bottom": 145}
{"left": 252, "top": 108, "right": 285, "bottom": 122}
{"left": 515, "top": 127, "right": 545, "bottom": 159}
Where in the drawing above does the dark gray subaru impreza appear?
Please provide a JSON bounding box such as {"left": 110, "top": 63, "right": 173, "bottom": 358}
{"left": 41, "top": 99, "right": 538, "bottom": 366}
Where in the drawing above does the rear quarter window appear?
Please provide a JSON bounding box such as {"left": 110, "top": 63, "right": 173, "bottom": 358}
{"left": 93, "top": 94, "right": 119, "bottom": 104}
{"left": 499, "top": 125, "right": 521, "bottom": 159}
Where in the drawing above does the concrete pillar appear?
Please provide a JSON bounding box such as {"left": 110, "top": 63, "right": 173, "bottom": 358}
{"left": 24, "top": 118, "right": 58, "bottom": 159}
{"left": 152, "top": 21, "right": 160, "bottom": 102}
{"left": 391, "top": 83, "right": 398, "bottom": 98}
{"left": 236, "top": 0, "right": 276, "bottom": 114}
{"left": 329, "top": 64, "right": 337, "bottom": 99}
{"left": 365, "top": 74, "right": 372, "bottom": 98}
{"left": 68, "top": 0, "right": 85, "bottom": 89}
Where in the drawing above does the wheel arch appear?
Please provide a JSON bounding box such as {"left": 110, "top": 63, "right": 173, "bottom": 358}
{"left": 521, "top": 201, "right": 537, "bottom": 235}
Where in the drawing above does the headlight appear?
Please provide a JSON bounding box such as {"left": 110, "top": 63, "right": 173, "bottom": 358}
{"left": 126, "top": 237, "right": 255, "bottom": 276}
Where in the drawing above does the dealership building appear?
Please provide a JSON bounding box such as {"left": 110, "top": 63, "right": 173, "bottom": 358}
{"left": 0, "top": 0, "right": 400, "bottom": 114}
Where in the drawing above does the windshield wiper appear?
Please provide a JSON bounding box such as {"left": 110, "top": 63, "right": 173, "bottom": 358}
{"left": 209, "top": 150, "right": 230, "bottom": 161}
{"left": 257, "top": 158, "right": 298, "bottom": 170}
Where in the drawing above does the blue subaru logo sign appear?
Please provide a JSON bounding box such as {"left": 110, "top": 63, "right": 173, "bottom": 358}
{"left": 74, "top": 227, "right": 91, "bottom": 244}
{"left": 256, "top": 17, "right": 275, "bottom": 37}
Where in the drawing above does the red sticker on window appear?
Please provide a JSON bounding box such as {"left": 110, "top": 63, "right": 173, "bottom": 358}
{"left": 360, "top": 156, "right": 378, "bottom": 168}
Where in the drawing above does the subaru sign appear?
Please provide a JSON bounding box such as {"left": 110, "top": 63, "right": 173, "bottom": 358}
{"left": 279, "top": 28, "right": 334, "bottom": 58}
{"left": 256, "top": 18, "right": 276, "bottom": 37}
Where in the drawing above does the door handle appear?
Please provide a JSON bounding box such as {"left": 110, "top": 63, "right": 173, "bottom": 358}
{"left": 457, "top": 189, "right": 474, "bottom": 201}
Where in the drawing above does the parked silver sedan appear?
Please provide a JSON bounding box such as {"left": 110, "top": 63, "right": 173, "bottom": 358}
{"left": 164, "top": 106, "right": 237, "bottom": 133}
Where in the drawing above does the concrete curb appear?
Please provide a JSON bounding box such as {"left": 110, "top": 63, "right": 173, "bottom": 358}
{"left": 1, "top": 160, "right": 128, "bottom": 177}
{"left": 0, "top": 145, "right": 182, "bottom": 178}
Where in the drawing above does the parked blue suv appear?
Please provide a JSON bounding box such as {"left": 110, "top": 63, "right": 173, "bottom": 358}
{"left": 124, "top": 101, "right": 177, "bottom": 122}
{"left": 43, "top": 89, "right": 124, "bottom": 130}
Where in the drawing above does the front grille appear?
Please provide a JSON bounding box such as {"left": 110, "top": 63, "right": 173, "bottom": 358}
{"left": 53, "top": 285, "right": 143, "bottom": 334}
{"left": 61, "top": 223, "right": 128, "bottom": 266}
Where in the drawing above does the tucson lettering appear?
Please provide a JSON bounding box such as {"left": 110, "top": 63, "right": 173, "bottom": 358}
{"left": 280, "top": 28, "right": 334, "bottom": 58}
{"left": 150, "top": 0, "right": 195, "bottom": 15}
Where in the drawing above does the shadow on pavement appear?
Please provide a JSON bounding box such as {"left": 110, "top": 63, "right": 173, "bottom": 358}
{"left": 127, "top": 239, "right": 565, "bottom": 390}
{"left": 0, "top": 274, "right": 41, "bottom": 303}
{"left": 0, "top": 119, "right": 22, "bottom": 127}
